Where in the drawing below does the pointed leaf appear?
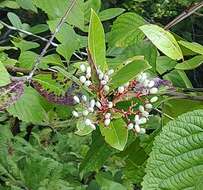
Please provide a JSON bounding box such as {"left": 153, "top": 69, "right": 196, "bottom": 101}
{"left": 100, "top": 119, "right": 128, "bottom": 151}
{"left": 0, "top": 61, "right": 11, "bottom": 87}
{"left": 178, "top": 40, "right": 203, "bottom": 55}
{"left": 88, "top": 9, "right": 107, "bottom": 71}
{"left": 140, "top": 24, "right": 183, "bottom": 60}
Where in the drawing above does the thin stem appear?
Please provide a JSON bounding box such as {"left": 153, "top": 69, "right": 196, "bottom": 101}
{"left": 154, "top": 108, "right": 174, "bottom": 120}
{"left": 26, "top": 0, "right": 77, "bottom": 80}
{"left": 164, "top": 2, "right": 203, "bottom": 30}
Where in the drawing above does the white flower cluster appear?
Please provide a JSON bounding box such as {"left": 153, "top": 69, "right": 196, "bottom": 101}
{"left": 97, "top": 68, "right": 114, "bottom": 93}
{"left": 126, "top": 73, "right": 160, "bottom": 134}
{"left": 79, "top": 64, "right": 92, "bottom": 87}
{"left": 72, "top": 95, "right": 97, "bottom": 130}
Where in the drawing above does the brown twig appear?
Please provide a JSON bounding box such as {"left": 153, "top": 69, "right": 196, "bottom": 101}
{"left": 27, "top": 0, "right": 77, "bottom": 80}
{"left": 164, "top": 2, "right": 203, "bottom": 30}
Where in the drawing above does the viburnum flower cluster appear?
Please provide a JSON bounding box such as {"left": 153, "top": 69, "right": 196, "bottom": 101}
{"left": 72, "top": 64, "right": 162, "bottom": 134}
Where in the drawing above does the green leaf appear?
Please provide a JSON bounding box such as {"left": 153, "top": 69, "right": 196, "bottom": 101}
{"left": 142, "top": 109, "right": 203, "bottom": 190}
{"left": 178, "top": 40, "right": 203, "bottom": 55}
{"left": 75, "top": 120, "right": 93, "bottom": 136}
{"left": 7, "top": 87, "right": 47, "bottom": 124}
{"left": 16, "top": 0, "right": 37, "bottom": 12}
{"left": 96, "top": 173, "right": 127, "bottom": 190}
{"left": 99, "top": 8, "right": 125, "bottom": 21}
{"left": 80, "top": 130, "right": 113, "bottom": 173}
{"left": 33, "top": 0, "right": 84, "bottom": 29}
{"left": 111, "top": 58, "right": 151, "bottom": 89}
{"left": 100, "top": 119, "right": 128, "bottom": 151}
{"left": 88, "top": 9, "right": 107, "bottom": 71}
{"left": 84, "top": 0, "right": 101, "bottom": 22}
{"left": 0, "top": 61, "right": 10, "bottom": 87}
{"left": 109, "top": 13, "right": 146, "bottom": 48}
{"left": 7, "top": 12, "right": 22, "bottom": 29}
{"left": 29, "top": 24, "right": 49, "bottom": 34}
{"left": 12, "top": 39, "right": 40, "bottom": 52}
{"left": 18, "top": 51, "right": 38, "bottom": 69}
{"left": 0, "top": 1, "right": 20, "bottom": 9}
{"left": 175, "top": 55, "right": 203, "bottom": 70}
{"left": 140, "top": 24, "right": 183, "bottom": 60}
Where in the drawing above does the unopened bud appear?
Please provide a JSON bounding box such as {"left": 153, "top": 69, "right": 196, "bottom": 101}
{"left": 139, "top": 117, "right": 147, "bottom": 124}
{"left": 80, "top": 64, "right": 86, "bottom": 72}
{"left": 140, "top": 128, "right": 146, "bottom": 134}
{"left": 90, "top": 123, "right": 96, "bottom": 130}
{"left": 86, "top": 73, "right": 91, "bottom": 79}
{"left": 108, "top": 101, "right": 113, "bottom": 108}
{"left": 105, "top": 113, "right": 111, "bottom": 119}
{"left": 150, "top": 96, "right": 158, "bottom": 103}
{"left": 99, "top": 73, "right": 104, "bottom": 80}
{"left": 127, "top": 123, "right": 134, "bottom": 130}
{"left": 104, "top": 85, "right": 110, "bottom": 92}
{"left": 145, "top": 103, "right": 153, "bottom": 109}
{"left": 134, "top": 124, "right": 141, "bottom": 133}
{"left": 82, "top": 95, "right": 87, "bottom": 102}
{"left": 148, "top": 80, "right": 155, "bottom": 88}
{"left": 104, "top": 118, "right": 111, "bottom": 126}
{"left": 80, "top": 76, "right": 86, "bottom": 83}
{"left": 72, "top": 111, "right": 79, "bottom": 117}
{"left": 108, "top": 69, "right": 114, "bottom": 75}
{"left": 101, "top": 80, "right": 107, "bottom": 85}
{"left": 103, "top": 75, "right": 109, "bottom": 82}
{"left": 150, "top": 87, "right": 158, "bottom": 94}
{"left": 86, "top": 66, "right": 91, "bottom": 74}
{"left": 142, "top": 111, "right": 149, "bottom": 117}
{"left": 73, "top": 96, "right": 80, "bottom": 104}
{"left": 82, "top": 110, "right": 89, "bottom": 116}
{"left": 124, "top": 82, "right": 130, "bottom": 88}
{"left": 84, "top": 80, "right": 92, "bottom": 87}
{"left": 139, "top": 105, "right": 145, "bottom": 113}
{"left": 118, "top": 86, "right": 125, "bottom": 93}
{"left": 90, "top": 99, "right": 95, "bottom": 108}
{"left": 85, "top": 119, "right": 92, "bottom": 126}
{"left": 88, "top": 107, "right": 94, "bottom": 112}
{"left": 96, "top": 101, "right": 102, "bottom": 109}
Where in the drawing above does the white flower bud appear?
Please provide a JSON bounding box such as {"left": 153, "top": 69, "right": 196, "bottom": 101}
{"left": 82, "top": 95, "right": 87, "bottom": 102}
{"left": 99, "top": 73, "right": 104, "bottom": 80}
{"left": 103, "top": 85, "right": 110, "bottom": 92}
{"left": 104, "top": 118, "right": 111, "bottom": 126}
{"left": 134, "top": 115, "right": 139, "bottom": 122}
{"left": 124, "top": 82, "right": 130, "bottom": 88}
{"left": 139, "top": 117, "right": 147, "bottom": 125}
{"left": 139, "top": 105, "right": 145, "bottom": 113}
{"left": 105, "top": 113, "right": 111, "bottom": 119}
{"left": 88, "top": 107, "right": 94, "bottom": 112}
{"left": 72, "top": 111, "right": 79, "bottom": 117}
{"left": 82, "top": 110, "right": 89, "bottom": 116}
{"left": 103, "top": 75, "right": 109, "bottom": 82}
{"left": 134, "top": 124, "right": 141, "bottom": 133}
{"left": 90, "top": 99, "right": 95, "bottom": 108}
{"left": 142, "top": 111, "right": 149, "bottom": 117}
{"left": 118, "top": 86, "right": 125, "bottom": 93}
{"left": 97, "top": 69, "right": 102, "bottom": 75}
{"left": 101, "top": 80, "right": 107, "bottom": 85}
{"left": 85, "top": 119, "right": 92, "bottom": 126}
{"left": 96, "top": 101, "right": 102, "bottom": 109}
{"left": 143, "top": 79, "right": 150, "bottom": 87}
{"left": 86, "top": 66, "right": 91, "bottom": 74}
{"left": 80, "top": 64, "right": 86, "bottom": 72}
{"left": 137, "top": 73, "right": 147, "bottom": 82}
{"left": 89, "top": 123, "right": 96, "bottom": 130}
{"left": 80, "top": 76, "right": 86, "bottom": 83}
{"left": 108, "top": 101, "right": 113, "bottom": 108}
{"left": 108, "top": 69, "right": 114, "bottom": 75}
{"left": 148, "top": 80, "right": 155, "bottom": 88}
{"left": 150, "top": 87, "right": 158, "bottom": 94}
{"left": 140, "top": 128, "right": 146, "bottom": 134}
{"left": 73, "top": 96, "right": 80, "bottom": 104}
{"left": 86, "top": 73, "right": 91, "bottom": 79}
{"left": 150, "top": 96, "right": 158, "bottom": 103}
{"left": 145, "top": 103, "right": 153, "bottom": 109}
{"left": 127, "top": 123, "right": 134, "bottom": 130}
{"left": 84, "top": 80, "right": 92, "bottom": 87}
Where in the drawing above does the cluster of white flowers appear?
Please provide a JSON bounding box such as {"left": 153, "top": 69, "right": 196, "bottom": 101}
{"left": 126, "top": 73, "right": 160, "bottom": 134}
{"left": 79, "top": 64, "right": 92, "bottom": 87}
{"left": 97, "top": 68, "right": 114, "bottom": 93}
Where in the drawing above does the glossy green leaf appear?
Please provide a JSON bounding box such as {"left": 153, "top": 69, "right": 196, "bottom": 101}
{"left": 175, "top": 55, "right": 203, "bottom": 70}
{"left": 99, "top": 8, "right": 125, "bottom": 21}
{"left": 178, "top": 40, "right": 203, "bottom": 55}
{"left": 140, "top": 24, "right": 183, "bottom": 60}
{"left": 142, "top": 109, "right": 203, "bottom": 190}
{"left": 111, "top": 58, "right": 151, "bottom": 89}
{"left": 109, "top": 13, "right": 146, "bottom": 48}
{"left": 7, "top": 87, "right": 47, "bottom": 124}
{"left": 0, "top": 61, "right": 11, "bottom": 87}
{"left": 100, "top": 119, "right": 128, "bottom": 151}
{"left": 88, "top": 9, "right": 107, "bottom": 71}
